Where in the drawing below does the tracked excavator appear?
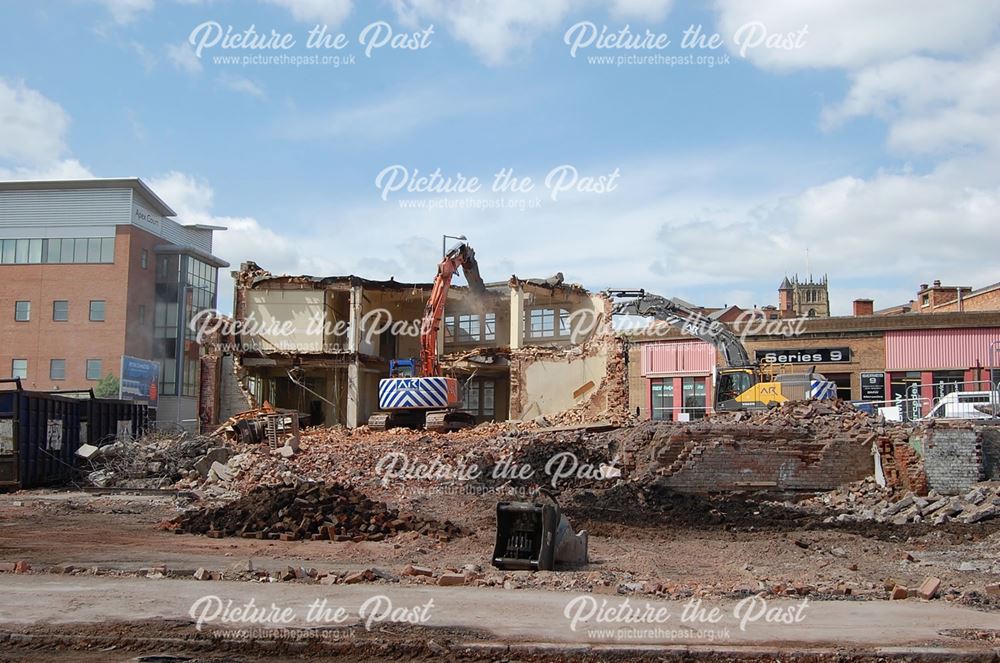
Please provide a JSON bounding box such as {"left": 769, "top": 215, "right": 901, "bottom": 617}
{"left": 608, "top": 289, "right": 837, "bottom": 411}
{"left": 367, "top": 241, "right": 487, "bottom": 432}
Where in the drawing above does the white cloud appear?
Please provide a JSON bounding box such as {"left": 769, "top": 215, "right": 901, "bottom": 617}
{"left": 262, "top": 0, "right": 353, "bottom": 25}
{"left": 391, "top": 0, "right": 575, "bottom": 66}
{"left": 609, "top": 0, "right": 673, "bottom": 21}
{"left": 821, "top": 46, "right": 1000, "bottom": 155}
{"left": 130, "top": 40, "right": 158, "bottom": 71}
{"left": 279, "top": 86, "right": 490, "bottom": 141}
{"left": 0, "top": 79, "right": 71, "bottom": 165}
{"left": 166, "top": 41, "right": 202, "bottom": 74}
{"left": 0, "top": 159, "right": 94, "bottom": 181}
{"left": 92, "top": 0, "right": 155, "bottom": 24}
{"left": 146, "top": 171, "right": 334, "bottom": 312}
{"left": 217, "top": 74, "right": 266, "bottom": 98}
{"left": 714, "top": 0, "right": 1000, "bottom": 70}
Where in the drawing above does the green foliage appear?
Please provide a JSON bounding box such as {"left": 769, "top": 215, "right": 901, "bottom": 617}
{"left": 94, "top": 374, "right": 120, "bottom": 399}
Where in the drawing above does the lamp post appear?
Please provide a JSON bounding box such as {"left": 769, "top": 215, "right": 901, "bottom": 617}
{"left": 442, "top": 234, "right": 467, "bottom": 257}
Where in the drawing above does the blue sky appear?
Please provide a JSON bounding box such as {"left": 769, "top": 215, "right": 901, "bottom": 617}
{"left": 1, "top": 0, "right": 998, "bottom": 314}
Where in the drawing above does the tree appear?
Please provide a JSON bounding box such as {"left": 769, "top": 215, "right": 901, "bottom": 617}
{"left": 94, "top": 374, "right": 120, "bottom": 399}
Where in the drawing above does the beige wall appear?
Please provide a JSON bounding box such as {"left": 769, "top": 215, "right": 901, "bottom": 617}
{"left": 514, "top": 351, "right": 609, "bottom": 419}
{"left": 245, "top": 289, "right": 325, "bottom": 353}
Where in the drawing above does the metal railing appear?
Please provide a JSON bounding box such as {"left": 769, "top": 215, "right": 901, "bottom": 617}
{"left": 901, "top": 379, "right": 1000, "bottom": 421}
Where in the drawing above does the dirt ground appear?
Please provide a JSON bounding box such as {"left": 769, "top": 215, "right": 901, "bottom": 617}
{"left": 1, "top": 487, "right": 998, "bottom": 603}
{"left": 1, "top": 489, "right": 999, "bottom": 660}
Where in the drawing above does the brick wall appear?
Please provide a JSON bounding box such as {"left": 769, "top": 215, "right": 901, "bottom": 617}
{"left": 977, "top": 427, "right": 1000, "bottom": 481}
{"left": 627, "top": 422, "right": 874, "bottom": 493}
{"left": 930, "top": 286, "right": 1000, "bottom": 313}
{"left": 921, "top": 428, "right": 983, "bottom": 495}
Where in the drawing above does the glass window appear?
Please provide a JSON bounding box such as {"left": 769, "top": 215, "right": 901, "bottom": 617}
{"left": 484, "top": 313, "right": 496, "bottom": 341}
{"left": 457, "top": 314, "right": 480, "bottom": 342}
{"left": 482, "top": 380, "right": 495, "bottom": 416}
{"left": 60, "top": 238, "right": 75, "bottom": 263}
{"left": 651, "top": 379, "right": 674, "bottom": 421}
{"left": 138, "top": 304, "right": 146, "bottom": 324}
{"left": 140, "top": 248, "right": 148, "bottom": 269}
{"left": 11, "top": 359, "right": 27, "bottom": 380}
{"left": 49, "top": 359, "right": 66, "bottom": 381}
{"left": 28, "top": 239, "right": 42, "bottom": 264}
{"left": 462, "top": 381, "right": 480, "bottom": 413}
{"left": 85, "top": 359, "right": 102, "bottom": 381}
{"left": 15, "top": 239, "right": 28, "bottom": 263}
{"left": 682, "top": 377, "right": 707, "bottom": 420}
{"left": 89, "top": 300, "right": 105, "bottom": 322}
{"left": 73, "top": 238, "right": 87, "bottom": 263}
{"left": 45, "top": 238, "right": 60, "bottom": 263}
{"left": 14, "top": 301, "right": 30, "bottom": 322}
{"left": 529, "top": 308, "right": 555, "bottom": 338}
{"left": 100, "top": 237, "right": 114, "bottom": 263}
{"left": 443, "top": 316, "right": 454, "bottom": 342}
{"left": 52, "top": 300, "right": 68, "bottom": 321}
{"left": 87, "top": 238, "right": 101, "bottom": 262}
{"left": 1, "top": 239, "right": 14, "bottom": 263}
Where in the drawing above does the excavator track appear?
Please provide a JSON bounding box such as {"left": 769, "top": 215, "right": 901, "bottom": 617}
{"left": 425, "top": 410, "right": 476, "bottom": 433}
{"left": 367, "top": 412, "right": 390, "bottom": 431}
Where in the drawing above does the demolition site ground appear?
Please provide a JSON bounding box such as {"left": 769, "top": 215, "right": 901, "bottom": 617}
{"left": 1, "top": 403, "right": 999, "bottom": 660}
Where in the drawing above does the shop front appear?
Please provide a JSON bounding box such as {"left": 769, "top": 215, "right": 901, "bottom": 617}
{"left": 641, "top": 341, "right": 714, "bottom": 420}
{"left": 885, "top": 328, "right": 1000, "bottom": 416}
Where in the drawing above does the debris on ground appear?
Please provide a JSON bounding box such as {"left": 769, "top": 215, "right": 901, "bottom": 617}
{"left": 169, "top": 480, "right": 467, "bottom": 541}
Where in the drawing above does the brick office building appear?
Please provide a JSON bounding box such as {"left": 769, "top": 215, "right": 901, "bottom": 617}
{"left": 0, "top": 178, "right": 228, "bottom": 429}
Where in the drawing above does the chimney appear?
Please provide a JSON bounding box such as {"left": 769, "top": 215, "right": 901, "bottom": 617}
{"left": 933, "top": 279, "right": 941, "bottom": 287}
{"left": 853, "top": 298, "right": 874, "bottom": 316}
{"left": 919, "top": 283, "right": 929, "bottom": 291}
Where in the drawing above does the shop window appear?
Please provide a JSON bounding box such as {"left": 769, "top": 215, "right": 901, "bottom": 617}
{"left": 825, "top": 373, "right": 853, "bottom": 401}
{"left": 932, "top": 370, "right": 965, "bottom": 399}
{"left": 682, "top": 377, "right": 707, "bottom": 419}
{"left": 650, "top": 379, "right": 674, "bottom": 421}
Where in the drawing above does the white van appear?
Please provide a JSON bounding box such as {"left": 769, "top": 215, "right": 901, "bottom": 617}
{"left": 926, "top": 391, "right": 999, "bottom": 420}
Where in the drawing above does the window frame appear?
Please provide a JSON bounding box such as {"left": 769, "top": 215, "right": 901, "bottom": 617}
{"left": 14, "top": 300, "right": 30, "bottom": 322}
{"left": 11, "top": 359, "right": 27, "bottom": 380}
{"left": 89, "top": 300, "right": 106, "bottom": 322}
{"left": 49, "top": 359, "right": 66, "bottom": 381}
{"left": 52, "top": 300, "right": 69, "bottom": 322}
{"left": 85, "top": 359, "right": 102, "bottom": 381}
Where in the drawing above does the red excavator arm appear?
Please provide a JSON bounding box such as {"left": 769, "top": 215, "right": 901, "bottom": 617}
{"left": 419, "top": 242, "right": 485, "bottom": 377}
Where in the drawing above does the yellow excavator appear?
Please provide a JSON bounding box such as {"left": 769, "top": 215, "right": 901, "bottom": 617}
{"left": 608, "top": 290, "right": 837, "bottom": 411}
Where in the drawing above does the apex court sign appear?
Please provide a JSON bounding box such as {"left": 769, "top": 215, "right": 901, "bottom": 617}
{"left": 755, "top": 348, "right": 851, "bottom": 364}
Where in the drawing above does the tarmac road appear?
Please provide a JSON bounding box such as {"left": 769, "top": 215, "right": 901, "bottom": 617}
{"left": 0, "top": 574, "right": 997, "bottom": 653}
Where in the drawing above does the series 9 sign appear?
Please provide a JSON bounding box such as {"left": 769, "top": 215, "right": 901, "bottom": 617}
{"left": 755, "top": 348, "right": 851, "bottom": 364}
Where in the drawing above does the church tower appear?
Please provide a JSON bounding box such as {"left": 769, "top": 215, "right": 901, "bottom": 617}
{"left": 778, "top": 274, "right": 830, "bottom": 317}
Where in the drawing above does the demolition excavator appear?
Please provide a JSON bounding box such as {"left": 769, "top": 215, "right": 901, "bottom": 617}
{"left": 367, "top": 241, "right": 487, "bottom": 432}
{"left": 608, "top": 289, "right": 837, "bottom": 411}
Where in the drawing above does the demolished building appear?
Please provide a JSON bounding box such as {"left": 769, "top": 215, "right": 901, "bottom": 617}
{"left": 223, "top": 262, "right": 627, "bottom": 428}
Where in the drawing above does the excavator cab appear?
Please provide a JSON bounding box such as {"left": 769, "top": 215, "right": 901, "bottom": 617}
{"left": 715, "top": 368, "right": 755, "bottom": 411}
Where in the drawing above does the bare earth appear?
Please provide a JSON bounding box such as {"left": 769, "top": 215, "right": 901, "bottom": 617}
{"left": 0, "top": 489, "right": 998, "bottom": 660}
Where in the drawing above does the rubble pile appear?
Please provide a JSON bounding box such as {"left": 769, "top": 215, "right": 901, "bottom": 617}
{"left": 84, "top": 434, "right": 231, "bottom": 489}
{"left": 795, "top": 477, "right": 1000, "bottom": 525}
{"left": 171, "top": 480, "right": 466, "bottom": 541}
